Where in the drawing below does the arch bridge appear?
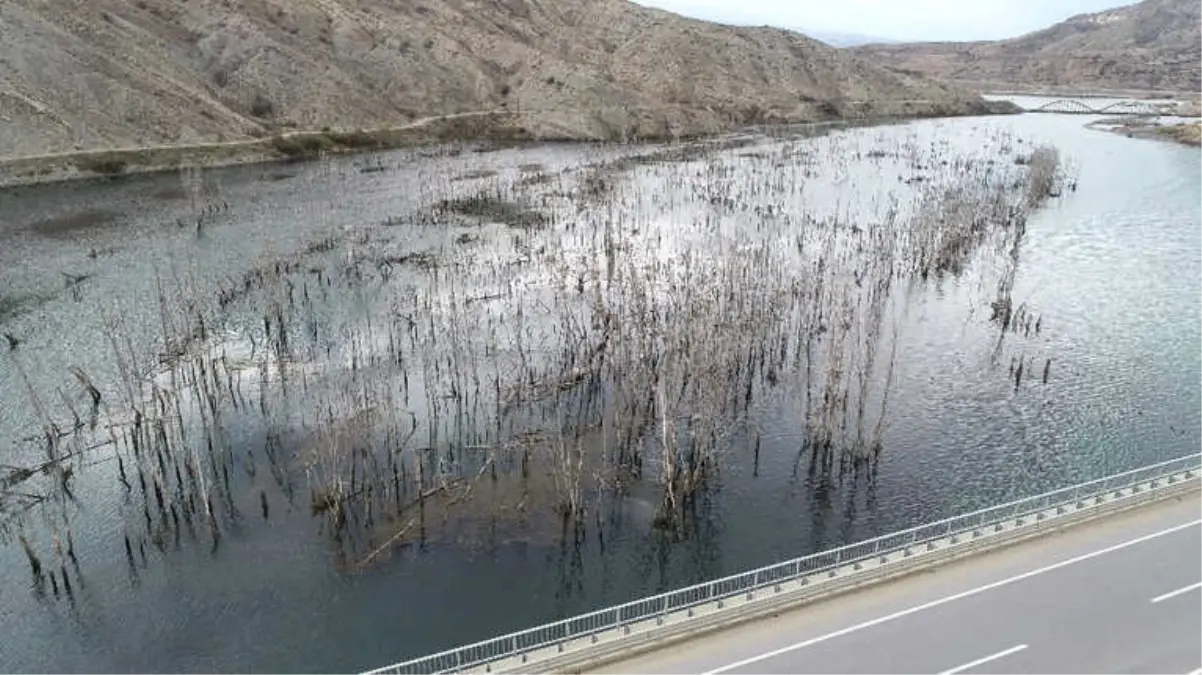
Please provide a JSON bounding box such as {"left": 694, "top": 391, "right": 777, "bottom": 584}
{"left": 1030, "top": 99, "right": 1166, "bottom": 115}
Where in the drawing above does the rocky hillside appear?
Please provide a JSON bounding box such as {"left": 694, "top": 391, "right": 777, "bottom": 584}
{"left": 853, "top": 0, "right": 1201, "bottom": 94}
{"left": 0, "top": 0, "right": 995, "bottom": 160}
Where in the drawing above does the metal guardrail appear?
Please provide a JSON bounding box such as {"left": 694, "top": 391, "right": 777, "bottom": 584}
{"left": 367, "top": 453, "right": 1202, "bottom": 675}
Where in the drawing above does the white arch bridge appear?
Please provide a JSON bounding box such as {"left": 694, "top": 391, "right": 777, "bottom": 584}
{"left": 1029, "top": 99, "right": 1168, "bottom": 115}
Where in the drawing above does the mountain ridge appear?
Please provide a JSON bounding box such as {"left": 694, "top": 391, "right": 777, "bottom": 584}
{"left": 851, "top": 0, "right": 1201, "bottom": 94}
{"left": 0, "top": 0, "right": 994, "bottom": 163}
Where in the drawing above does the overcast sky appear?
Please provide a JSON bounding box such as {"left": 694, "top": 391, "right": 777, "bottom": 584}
{"left": 632, "top": 0, "right": 1136, "bottom": 42}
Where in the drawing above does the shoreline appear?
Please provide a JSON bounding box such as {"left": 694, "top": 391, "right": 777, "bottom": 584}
{"left": 0, "top": 103, "right": 1019, "bottom": 191}
{"left": 0, "top": 109, "right": 521, "bottom": 190}
{"left": 1085, "top": 117, "right": 1202, "bottom": 147}
{"left": 1155, "top": 122, "right": 1202, "bottom": 145}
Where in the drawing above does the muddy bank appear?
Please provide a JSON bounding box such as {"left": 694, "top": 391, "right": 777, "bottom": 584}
{"left": 1155, "top": 122, "right": 1202, "bottom": 146}
{"left": 0, "top": 102, "right": 1021, "bottom": 190}
{"left": 1087, "top": 116, "right": 1202, "bottom": 147}
{"left": 0, "top": 111, "right": 522, "bottom": 190}
{"left": 1085, "top": 116, "right": 1152, "bottom": 139}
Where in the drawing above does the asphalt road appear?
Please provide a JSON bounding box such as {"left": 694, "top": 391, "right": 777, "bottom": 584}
{"left": 598, "top": 492, "right": 1202, "bottom": 675}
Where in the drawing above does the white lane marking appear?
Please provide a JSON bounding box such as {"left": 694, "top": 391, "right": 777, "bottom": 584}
{"left": 703, "top": 518, "right": 1202, "bottom": 675}
{"left": 1150, "top": 581, "right": 1202, "bottom": 604}
{"left": 939, "top": 644, "right": 1028, "bottom": 675}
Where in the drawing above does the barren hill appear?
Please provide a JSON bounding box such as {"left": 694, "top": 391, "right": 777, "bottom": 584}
{"left": 0, "top": 0, "right": 994, "bottom": 161}
{"left": 853, "top": 0, "right": 1201, "bottom": 95}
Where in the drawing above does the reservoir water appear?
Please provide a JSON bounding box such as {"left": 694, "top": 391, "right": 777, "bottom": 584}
{"left": 0, "top": 106, "right": 1198, "bottom": 673}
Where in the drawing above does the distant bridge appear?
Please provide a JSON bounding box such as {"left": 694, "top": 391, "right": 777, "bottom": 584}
{"left": 1029, "top": 99, "right": 1168, "bottom": 115}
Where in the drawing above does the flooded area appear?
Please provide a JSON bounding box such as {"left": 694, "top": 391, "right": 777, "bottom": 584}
{"left": 1, "top": 108, "right": 1199, "bottom": 673}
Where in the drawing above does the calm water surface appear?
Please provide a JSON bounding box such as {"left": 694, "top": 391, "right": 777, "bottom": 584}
{"left": 0, "top": 111, "right": 1198, "bottom": 673}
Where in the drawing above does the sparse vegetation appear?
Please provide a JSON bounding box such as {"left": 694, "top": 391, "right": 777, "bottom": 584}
{"left": 0, "top": 293, "right": 52, "bottom": 322}
{"left": 271, "top": 134, "right": 334, "bottom": 158}
{"left": 434, "top": 192, "right": 547, "bottom": 228}
{"left": 1155, "top": 122, "right": 1202, "bottom": 146}
{"left": 1024, "top": 146, "right": 1062, "bottom": 207}
{"left": 1, "top": 126, "right": 1075, "bottom": 578}
{"left": 250, "top": 93, "right": 275, "bottom": 118}
{"left": 74, "top": 156, "right": 128, "bottom": 176}
{"left": 325, "top": 129, "right": 396, "bottom": 149}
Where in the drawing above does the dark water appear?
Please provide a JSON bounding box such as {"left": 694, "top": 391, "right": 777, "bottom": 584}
{"left": 0, "top": 111, "right": 1198, "bottom": 673}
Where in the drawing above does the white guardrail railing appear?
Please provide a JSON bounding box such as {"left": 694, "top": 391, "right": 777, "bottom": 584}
{"left": 367, "top": 452, "right": 1202, "bottom": 675}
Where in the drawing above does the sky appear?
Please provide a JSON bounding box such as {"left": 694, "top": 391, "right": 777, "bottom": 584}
{"left": 631, "top": 0, "right": 1137, "bottom": 42}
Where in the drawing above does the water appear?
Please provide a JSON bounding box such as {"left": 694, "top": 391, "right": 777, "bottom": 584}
{"left": 0, "top": 111, "right": 1198, "bottom": 673}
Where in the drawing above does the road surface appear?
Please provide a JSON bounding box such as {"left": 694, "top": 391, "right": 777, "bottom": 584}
{"left": 598, "top": 492, "right": 1201, "bottom": 675}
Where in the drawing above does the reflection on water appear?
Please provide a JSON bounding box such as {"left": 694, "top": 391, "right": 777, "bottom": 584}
{"left": 0, "top": 112, "right": 1198, "bottom": 673}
